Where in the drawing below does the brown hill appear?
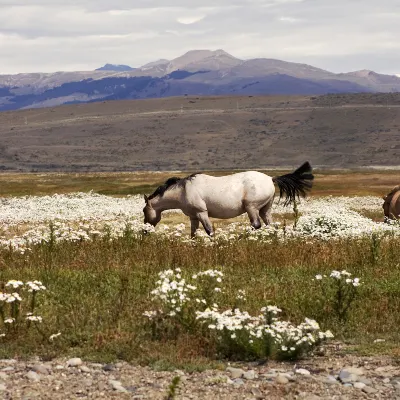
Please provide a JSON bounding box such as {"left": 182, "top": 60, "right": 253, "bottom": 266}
{"left": 0, "top": 93, "right": 399, "bottom": 172}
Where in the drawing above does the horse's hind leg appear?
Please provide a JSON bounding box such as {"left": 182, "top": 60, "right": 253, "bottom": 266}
{"left": 245, "top": 207, "right": 262, "bottom": 230}
{"left": 259, "top": 200, "right": 274, "bottom": 226}
{"left": 196, "top": 212, "right": 214, "bottom": 236}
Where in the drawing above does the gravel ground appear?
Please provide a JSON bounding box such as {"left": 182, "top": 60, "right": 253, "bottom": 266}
{"left": 1, "top": 351, "right": 400, "bottom": 400}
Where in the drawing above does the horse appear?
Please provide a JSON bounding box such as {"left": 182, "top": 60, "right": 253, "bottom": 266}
{"left": 143, "top": 162, "right": 314, "bottom": 237}
{"left": 382, "top": 185, "right": 400, "bottom": 221}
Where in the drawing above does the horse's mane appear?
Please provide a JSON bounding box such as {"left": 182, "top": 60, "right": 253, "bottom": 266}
{"left": 148, "top": 173, "right": 198, "bottom": 200}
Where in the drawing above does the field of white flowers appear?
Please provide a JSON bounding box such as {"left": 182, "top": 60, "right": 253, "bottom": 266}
{"left": 0, "top": 192, "right": 398, "bottom": 253}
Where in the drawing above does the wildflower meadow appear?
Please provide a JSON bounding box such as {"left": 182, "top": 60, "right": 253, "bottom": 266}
{"left": 0, "top": 174, "right": 400, "bottom": 368}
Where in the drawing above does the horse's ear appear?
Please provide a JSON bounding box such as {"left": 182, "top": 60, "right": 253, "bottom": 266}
{"left": 144, "top": 194, "right": 149, "bottom": 203}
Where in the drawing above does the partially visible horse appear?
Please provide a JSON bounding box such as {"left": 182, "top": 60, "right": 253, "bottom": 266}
{"left": 143, "top": 162, "right": 314, "bottom": 237}
{"left": 383, "top": 185, "right": 400, "bottom": 220}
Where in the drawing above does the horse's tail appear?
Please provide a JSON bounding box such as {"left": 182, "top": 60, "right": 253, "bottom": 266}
{"left": 272, "top": 162, "right": 314, "bottom": 206}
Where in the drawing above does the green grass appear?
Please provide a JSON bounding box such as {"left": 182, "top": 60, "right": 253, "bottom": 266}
{"left": 1, "top": 233, "right": 400, "bottom": 366}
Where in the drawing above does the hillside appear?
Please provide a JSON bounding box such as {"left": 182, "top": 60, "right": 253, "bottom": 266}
{"left": 0, "top": 93, "right": 399, "bottom": 172}
{"left": 1, "top": 50, "right": 400, "bottom": 111}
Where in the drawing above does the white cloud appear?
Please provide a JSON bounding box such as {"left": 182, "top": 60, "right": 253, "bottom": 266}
{"left": 0, "top": 0, "right": 399, "bottom": 74}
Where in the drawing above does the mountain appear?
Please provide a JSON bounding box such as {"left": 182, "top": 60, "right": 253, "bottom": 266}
{"left": 95, "top": 63, "right": 135, "bottom": 71}
{"left": 1, "top": 49, "right": 400, "bottom": 111}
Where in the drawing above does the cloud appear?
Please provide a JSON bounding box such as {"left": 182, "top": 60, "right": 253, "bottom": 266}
{"left": 0, "top": 0, "right": 399, "bottom": 74}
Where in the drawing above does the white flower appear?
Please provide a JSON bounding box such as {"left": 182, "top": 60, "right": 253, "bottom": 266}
{"left": 315, "top": 274, "right": 323, "bottom": 280}
{"left": 26, "top": 281, "right": 46, "bottom": 292}
{"left": 330, "top": 270, "right": 341, "bottom": 279}
{"left": 26, "top": 315, "right": 42, "bottom": 323}
{"left": 49, "top": 332, "right": 62, "bottom": 341}
{"left": 5, "top": 280, "right": 24, "bottom": 289}
{"left": 4, "top": 318, "right": 15, "bottom": 324}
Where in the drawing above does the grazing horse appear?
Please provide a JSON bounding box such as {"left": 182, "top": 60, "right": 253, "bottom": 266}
{"left": 143, "top": 162, "right": 314, "bottom": 237}
{"left": 382, "top": 185, "right": 400, "bottom": 220}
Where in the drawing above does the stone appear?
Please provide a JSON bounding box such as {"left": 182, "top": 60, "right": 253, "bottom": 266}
{"left": 79, "top": 366, "right": 91, "bottom": 373}
{"left": 362, "top": 386, "right": 378, "bottom": 394}
{"left": 343, "top": 367, "right": 365, "bottom": 376}
{"left": 383, "top": 378, "right": 390, "bottom": 384}
{"left": 0, "top": 372, "right": 8, "bottom": 380}
{"left": 354, "top": 382, "right": 366, "bottom": 389}
{"left": 243, "top": 370, "right": 256, "bottom": 380}
{"left": 251, "top": 387, "right": 263, "bottom": 398}
{"left": 31, "top": 364, "right": 50, "bottom": 375}
{"left": 174, "top": 369, "right": 185, "bottom": 376}
{"left": 26, "top": 371, "right": 40, "bottom": 382}
{"left": 339, "top": 370, "right": 359, "bottom": 383}
{"left": 357, "top": 377, "right": 373, "bottom": 385}
{"left": 1, "top": 367, "right": 14, "bottom": 372}
{"left": 66, "top": 358, "right": 82, "bottom": 367}
{"left": 296, "top": 368, "right": 311, "bottom": 376}
{"left": 226, "top": 367, "right": 245, "bottom": 379}
{"left": 103, "top": 364, "right": 115, "bottom": 372}
{"left": 233, "top": 378, "right": 244, "bottom": 385}
{"left": 0, "top": 383, "right": 6, "bottom": 391}
{"left": 323, "top": 375, "right": 340, "bottom": 385}
{"left": 109, "top": 379, "right": 128, "bottom": 393}
{"left": 276, "top": 374, "right": 289, "bottom": 384}
{"left": 373, "top": 339, "right": 385, "bottom": 343}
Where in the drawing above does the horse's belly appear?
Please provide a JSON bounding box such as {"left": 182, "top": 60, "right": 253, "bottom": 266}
{"left": 206, "top": 201, "right": 245, "bottom": 219}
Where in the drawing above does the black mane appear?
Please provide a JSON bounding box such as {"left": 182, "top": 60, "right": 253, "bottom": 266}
{"left": 148, "top": 173, "right": 197, "bottom": 200}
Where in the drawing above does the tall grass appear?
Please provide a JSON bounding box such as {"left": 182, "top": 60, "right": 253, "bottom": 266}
{"left": 1, "top": 232, "right": 399, "bottom": 366}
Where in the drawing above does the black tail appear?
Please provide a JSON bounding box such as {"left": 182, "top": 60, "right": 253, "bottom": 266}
{"left": 272, "top": 162, "right": 314, "bottom": 206}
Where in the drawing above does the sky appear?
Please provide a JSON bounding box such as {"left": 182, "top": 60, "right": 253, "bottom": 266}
{"left": 0, "top": 0, "right": 399, "bottom": 75}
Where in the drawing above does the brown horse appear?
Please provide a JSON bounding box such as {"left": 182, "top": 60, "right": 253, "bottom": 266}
{"left": 383, "top": 185, "right": 400, "bottom": 220}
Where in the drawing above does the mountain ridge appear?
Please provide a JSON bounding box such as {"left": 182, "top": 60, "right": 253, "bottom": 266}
{"left": 1, "top": 49, "right": 399, "bottom": 111}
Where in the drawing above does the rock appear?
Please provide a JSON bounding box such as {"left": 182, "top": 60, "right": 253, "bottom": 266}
{"left": 31, "top": 364, "right": 50, "bottom": 374}
{"left": 296, "top": 368, "right": 311, "bottom": 376}
{"left": 357, "top": 377, "right": 373, "bottom": 385}
{"left": 0, "top": 383, "right": 6, "bottom": 391}
{"left": 55, "top": 365, "right": 64, "bottom": 370}
{"left": 0, "top": 372, "right": 8, "bottom": 380}
{"left": 243, "top": 370, "right": 256, "bottom": 380}
{"left": 26, "top": 371, "right": 40, "bottom": 381}
{"left": 103, "top": 364, "right": 115, "bottom": 372}
{"left": 343, "top": 383, "right": 353, "bottom": 387}
{"left": 174, "top": 369, "right": 185, "bottom": 376}
{"left": 226, "top": 367, "right": 245, "bottom": 379}
{"left": 343, "top": 367, "right": 365, "bottom": 376}
{"left": 383, "top": 378, "right": 390, "bottom": 383}
{"left": 109, "top": 379, "right": 128, "bottom": 393}
{"left": 362, "top": 386, "right": 378, "bottom": 394}
{"left": 79, "top": 366, "right": 91, "bottom": 373}
{"left": 276, "top": 374, "right": 289, "bottom": 384}
{"left": 251, "top": 387, "right": 263, "bottom": 398}
{"left": 339, "top": 370, "right": 359, "bottom": 383}
{"left": 373, "top": 339, "right": 385, "bottom": 343}
{"left": 1, "top": 367, "right": 14, "bottom": 372}
{"left": 66, "top": 358, "right": 82, "bottom": 367}
{"left": 233, "top": 378, "right": 244, "bottom": 386}
{"left": 322, "top": 375, "right": 340, "bottom": 385}
{"left": 83, "top": 378, "right": 93, "bottom": 387}
{"left": 354, "top": 382, "right": 366, "bottom": 389}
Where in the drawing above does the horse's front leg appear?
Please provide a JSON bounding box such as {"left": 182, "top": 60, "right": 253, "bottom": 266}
{"left": 196, "top": 212, "right": 214, "bottom": 237}
{"left": 190, "top": 218, "right": 199, "bottom": 238}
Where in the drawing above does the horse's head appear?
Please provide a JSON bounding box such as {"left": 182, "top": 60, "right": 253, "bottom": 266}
{"left": 382, "top": 185, "right": 400, "bottom": 220}
{"left": 143, "top": 195, "right": 161, "bottom": 227}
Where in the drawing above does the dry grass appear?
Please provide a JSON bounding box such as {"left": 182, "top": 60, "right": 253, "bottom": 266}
{"left": 0, "top": 169, "right": 398, "bottom": 197}
{"left": 1, "top": 231, "right": 400, "bottom": 365}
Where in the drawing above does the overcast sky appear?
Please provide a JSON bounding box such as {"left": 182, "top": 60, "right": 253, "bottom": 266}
{"left": 0, "top": 0, "right": 399, "bottom": 75}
